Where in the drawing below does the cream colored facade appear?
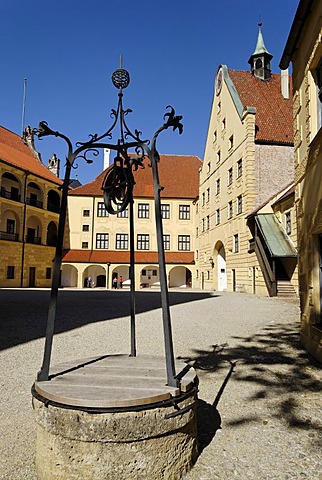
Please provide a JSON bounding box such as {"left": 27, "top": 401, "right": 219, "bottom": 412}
{"left": 280, "top": 0, "right": 322, "bottom": 361}
{"left": 0, "top": 129, "right": 62, "bottom": 288}
{"left": 62, "top": 156, "right": 200, "bottom": 289}
{"left": 196, "top": 59, "right": 296, "bottom": 296}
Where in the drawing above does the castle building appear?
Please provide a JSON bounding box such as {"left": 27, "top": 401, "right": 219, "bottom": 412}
{"left": 61, "top": 155, "right": 201, "bottom": 289}
{"left": 197, "top": 24, "right": 297, "bottom": 296}
{"left": 0, "top": 126, "right": 62, "bottom": 287}
{"left": 280, "top": 0, "right": 322, "bottom": 361}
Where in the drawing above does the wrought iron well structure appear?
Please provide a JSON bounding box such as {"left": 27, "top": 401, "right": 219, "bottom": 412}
{"left": 34, "top": 66, "right": 185, "bottom": 389}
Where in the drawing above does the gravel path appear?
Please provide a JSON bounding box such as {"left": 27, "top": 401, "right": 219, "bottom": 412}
{"left": 1, "top": 289, "right": 321, "bottom": 479}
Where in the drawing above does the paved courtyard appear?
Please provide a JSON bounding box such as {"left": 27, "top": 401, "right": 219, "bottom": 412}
{"left": 0, "top": 288, "right": 321, "bottom": 479}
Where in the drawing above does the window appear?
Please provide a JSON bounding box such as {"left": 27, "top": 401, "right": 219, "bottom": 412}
{"left": 196, "top": 250, "right": 198, "bottom": 260}
{"left": 117, "top": 207, "right": 129, "bottom": 218}
{"left": 228, "top": 200, "right": 233, "bottom": 219}
{"left": 7, "top": 266, "right": 14, "bottom": 279}
{"left": 96, "top": 233, "right": 109, "bottom": 249}
{"left": 217, "top": 102, "right": 221, "bottom": 114}
{"left": 213, "top": 130, "right": 217, "bottom": 142}
{"left": 228, "top": 168, "right": 233, "bottom": 186}
{"left": 178, "top": 235, "right": 190, "bottom": 251}
{"left": 152, "top": 270, "right": 157, "bottom": 276}
{"left": 216, "top": 178, "right": 220, "bottom": 195}
{"left": 285, "top": 212, "right": 291, "bottom": 235}
{"left": 196, "top": 269, "right": 199, "bottom": 279}
{"left": 179, "top": 205, "right": 190, "bottom": 220}
{"left": 82, "top": 242, "right": 89, "bottom": 249}
{"left": 46, "top": 267, "right": 51, "bottom": 279}
{"left": 207, "top": 188, "right": 210, "bottom": 203}
{"left": 207, "top": 215, "right": 210, "bottom": 230}
{"left": 202, "top": 218, "right": 205, "bottom": 232}
{"left": 222, "top": 118, "right": 226, "bottom": 131}
{"left": 229, "top": 135, "right": 234, "bottom": 149}
{"left": 83, "top": 209, "right": 90, "bottom": 217}
{"left": 6, "top": 219, "right": 15, "bottom": 234}
{"left": 237, "top": 195, "right": 243, "bottom": 214}
{"left": 234, "top": 234, "right": 239, "bottom": 253}
{"left": 137, "top": 234, "right": 149, "bottom": 250}
{"left": 217, "top": 150, "right": 221, "bottom": 163}
{"left": 116, "top": 233, "right": 128, "bottom": 249}
{"left": 161, "top": 204, "right": 170, "bottom": 219}
{"left": 163, "top": 234, "right": 170, "bottom": 250}
{"left": 97, "top": 202, "right": 108, "bottom": 217}
{"left": 138, "top": 203, "right": 149, "bottom": 218}
{"left": 82, "top": 224, "right": 89, "bottom": 232}
{"left": 207, "top": 162, "right": 211, "bottom": 173}
{"left": 216, "top": 209, "right": 220, "bottom": 225}
{"left": 142, "top": 269, "right": 147, "bottom": 276}
{"left": 237, "top": 159, "right": 243, "bottom": 178}
{"left": 202, "top": 192, "right": 205, "bottom": 206}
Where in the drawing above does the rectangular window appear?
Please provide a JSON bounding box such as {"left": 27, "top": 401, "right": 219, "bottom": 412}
{"left": 196, "top": 250, "right": 198, "bottom": 260}
{"left": 137, "top": 234, "right": 149, "bottom": 250}
{"left": 178, "top": 235, "right": 190, "bottom": 251}
{"left": 202, "top": 192, "right": 205, "bottom": 206}
{"left": 237, "top": 159, "right": 243, "bottom": 178}
{"left": 96, "top": 233, "right": 109, "bottom": 249}
{"left": 97, "top": 202, "right": 108, "bottom": 217}
{"left": 117, "top": 207, "right": 129, "bottom": 218}
{"left": 207, "top": 188, "right": 210, "bottom": 203}
{"left": 138, "top": 203, "right": 149, "bottom": 218}
{"left": 217, "top": 150, "right": 221, "bottom": 163}
{"left": 228, "top": 168, "right": 233, "bottom": 186}
{"left": 202, "top": 218, "right": 205, "bottom": 232}
{"left": 222, "top": 118, "right": 226, "bottom": 131}
{"left": 46, "top": 267, "right": 51, "bottom": 279}
{"left": 6, "top": 219, "right": 15, "bottom": 234}
{"left": 207, "top": 162, "right": 211, "bottom": 173}
{"left": 179, "top": 205, "right": 190, "bottom": 220}
{"left": 216, "top": 209, "right": 220, "bottom": 225}
{"left": 161, "top": 204, "right": 170, "bottom": 219}
{"left": 116, "top": 233, "right": 128, "bottom": 249}
{"left": 83, "top": 209, "right": 90, "bottom": 217}
{"left": 152, "top": 270, "right": 157, "bottom": 276}
{"left": 234, "top": 234, "right": 239, "bottom": 253}
{"left": 237, "top": 195, "right": 243, "bottom": 214}
{"left": 207, "top": 215, "right": 210, "bottom": 230}
{"left": 213, "top": 130, "right": 217, "bottom": 142}
{"left": 228, "top": 200, "right": 233, "bottom": 219}
{"left": 216, "top": 178, "right": 220, "bottom": 195}
{"left": 7, "top": 266, "right": 14, "bottom": 279}
{"left": 285, "top": 212, "right": 291, "bottom": 235}
{"left": 82, "top": 224, "right": 89, "bottom": 232}
{"left": 163, "top": 234, "right": 170, "bottom": 250}
{"left": 229, "top": 134, "right": 234, "bottom": 149}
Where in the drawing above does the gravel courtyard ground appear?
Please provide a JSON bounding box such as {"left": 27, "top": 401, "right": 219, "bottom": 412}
{"left": 1, "top": 288, "right": 321, "bottom": 479}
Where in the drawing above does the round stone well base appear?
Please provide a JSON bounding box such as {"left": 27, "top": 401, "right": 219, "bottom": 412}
{"left": 32, "top": 355, "right": 198, "bottom": 480}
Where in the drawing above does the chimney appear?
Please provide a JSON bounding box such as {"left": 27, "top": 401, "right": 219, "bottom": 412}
{"left": 103, "top": 148, "right": 110, "bottom": 170}
{"left": 281, "top": 68, "right": 289, "bottom": 99}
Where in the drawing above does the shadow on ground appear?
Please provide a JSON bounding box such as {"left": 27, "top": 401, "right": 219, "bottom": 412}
{"left": 180, "top": 322, "right": 322, "bottom": 445}
{"left": 0, "top": 289, "right": 216, "bottom": 350}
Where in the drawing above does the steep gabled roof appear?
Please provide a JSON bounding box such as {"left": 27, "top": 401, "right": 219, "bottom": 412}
{"left": 0, "top": 126, "right": 62, "bottom": 185}
{"left": 69, "top": 154, "right": 202, "bottom": 199}
{"left": 227, "top": 70, "right": 293, "bottom": 145}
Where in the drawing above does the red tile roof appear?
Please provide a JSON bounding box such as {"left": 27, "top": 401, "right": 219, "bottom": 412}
{"left": 62, "top": 249, "right": 194, "bottom": 264}
{"left": 0, "top": 126, "right": 62, "bottom": 185}
{"left": 69, "top": 155, "right": 202, "bottom": 198}
{"left": 228, "top": 70, "right": 293, "bottom": 145}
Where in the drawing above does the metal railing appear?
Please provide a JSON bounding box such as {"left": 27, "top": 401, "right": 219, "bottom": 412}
{"left": 0, "top": 189, "right": 21, "bottom": 202}
{"left": 25, "top": 235, "right": 41, "bottom": 244}
{"left": 26, "top": 197, "right": 43, "bottom": 209}
{"left": 0, "top": 231, "right": 19, "bottom": 241}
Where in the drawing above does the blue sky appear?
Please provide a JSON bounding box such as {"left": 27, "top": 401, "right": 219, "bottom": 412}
{"left": 1, "top": 0, "right": 298, "bottom": 184}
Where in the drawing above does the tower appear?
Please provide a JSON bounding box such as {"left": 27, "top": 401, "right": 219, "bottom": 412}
{"left": 248, "top": 23, "right": 273, "bottom": 81}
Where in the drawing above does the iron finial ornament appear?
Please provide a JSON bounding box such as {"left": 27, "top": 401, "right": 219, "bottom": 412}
{"left": 34, "top": 64, "right": 183, "bottom": 388}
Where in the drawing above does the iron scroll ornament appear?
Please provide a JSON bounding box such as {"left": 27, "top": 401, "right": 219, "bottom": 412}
{"left": 33, "top": 66, "right": 184, "bottom": 389}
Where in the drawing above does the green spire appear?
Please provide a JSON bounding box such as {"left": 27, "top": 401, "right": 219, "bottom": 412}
{"left": 252, "top": 23, "right": 271, "bottom": 57}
